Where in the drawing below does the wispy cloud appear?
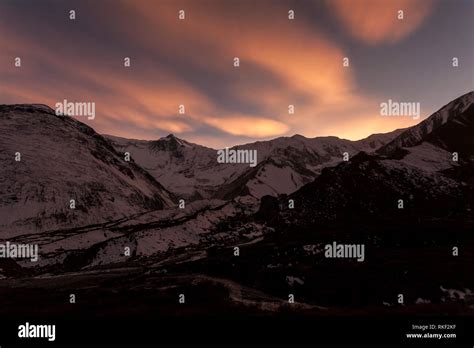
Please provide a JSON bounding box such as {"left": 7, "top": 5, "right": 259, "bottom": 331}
{"left": 1, "top": 0, "right": 468, "bottom": 147}
{"left": 329, "top": 0, "right": 435, "bottom": 44}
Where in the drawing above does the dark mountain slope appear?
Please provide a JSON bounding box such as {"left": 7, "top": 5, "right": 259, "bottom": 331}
{"left": 0, "top": 104, "right": 173, "bottom": 237}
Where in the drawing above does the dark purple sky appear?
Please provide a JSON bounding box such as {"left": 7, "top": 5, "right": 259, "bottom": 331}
{"left": 1, "top": 0, "right": 473, "bottom": 148}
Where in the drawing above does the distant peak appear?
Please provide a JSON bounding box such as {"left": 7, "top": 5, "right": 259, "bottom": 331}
{"left": 152, "top": 133, "right": 192, "bottom": 150}
{"left": 291, "top": 134, "right": 306, "bottom": 139}
{"left": 161, "top": 134, "right": 184, "bottom": 144}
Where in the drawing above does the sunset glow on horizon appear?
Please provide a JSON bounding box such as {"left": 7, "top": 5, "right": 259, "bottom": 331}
{"left": 1, "top": 0, "right": 473, "bottom": 148}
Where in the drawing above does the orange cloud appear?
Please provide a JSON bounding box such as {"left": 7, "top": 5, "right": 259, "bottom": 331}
{"left": 118, "top": 1, "right": 360, "bottom": 136}
{"left": 204, "top": 115, "right": 289, "bottom": 137}
{"left": 0, "top": 0, "right": 440, "bottom": 146}
{"left": 329, "top": 0, "right": 435, "bottom": 44}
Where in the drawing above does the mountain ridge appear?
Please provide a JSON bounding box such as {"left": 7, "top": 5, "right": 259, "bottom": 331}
{"left": 105, "top": 127, "right": 405, "bottom": 200}
{"left": 0, "top": 104, "right": 174, "bottom": 237}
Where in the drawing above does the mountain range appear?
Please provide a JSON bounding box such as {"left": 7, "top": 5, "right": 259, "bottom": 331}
{"left": 0, "top": 91, "right": 473, "bottom": 314}
{"left": 106, "top": 126, "right": 405, "bottom": 201}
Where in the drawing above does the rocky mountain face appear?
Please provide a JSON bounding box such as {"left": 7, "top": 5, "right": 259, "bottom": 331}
{"left": 378, "top": 91, "right": 474, "bottom": 156}
{"left": 0, "top": 105, "right": 174, "bottom": 237}
{"left": 106, "top": 129, "right": 404, "bottom": 201}
{"left": 261, "top": 91, "right": 474, "bottom": 226}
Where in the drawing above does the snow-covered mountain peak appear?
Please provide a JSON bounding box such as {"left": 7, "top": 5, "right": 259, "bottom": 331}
{"left": 379, "top": 91, "right": 474, "bottom": 155}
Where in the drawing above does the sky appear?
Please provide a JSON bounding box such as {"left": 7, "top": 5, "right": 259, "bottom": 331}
{"left": 1, "top": 0, "right": 473, "bottom": 148}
